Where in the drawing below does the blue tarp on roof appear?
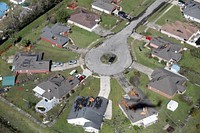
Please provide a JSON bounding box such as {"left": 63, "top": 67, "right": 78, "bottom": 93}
{"left": 2, "top": 76, "right": 15, "bottom": 86}
{"left": 0, "top": 2, "right": 9, "bottom": 18}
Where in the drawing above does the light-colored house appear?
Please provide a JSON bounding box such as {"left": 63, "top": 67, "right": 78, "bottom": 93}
{"left": 161, "top": 21, "right": 200, "bottom": 47}
{"left": 68, "top": 8, "right": 100, "bottom": 32}
{"left": 67, "top": 96, "right": 109, "bottom": 133}
{"left": 183, "top": 0, "right": 200, "bottom": 23}
{"left": 33, "top": 74, "right": 80, "bottom": 113}
{"left": 91, "top": 0, "right": 118, "bottom": 14}
{"left": 10, "top": 0, "right": 25, "bottom": 4}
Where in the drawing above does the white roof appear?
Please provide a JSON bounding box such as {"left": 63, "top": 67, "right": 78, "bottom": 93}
{"left": 167, "top": 100, "right": 178, "bottom": 111}
{"left": 33, "top": 86, "right": 45, "bottom": 95}
{"left": 142, "top": 115, "right": 158, "bottom": 125}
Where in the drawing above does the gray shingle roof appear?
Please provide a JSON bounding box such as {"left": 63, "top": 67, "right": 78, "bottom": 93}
{"left": 92, "top": 0, "right": 115, "bottom": 13}
{"left": 41, "top": 23, "right": 70, "bottom": 47}
{"left": 67, "top": 96, "right": 108, "bottom": 130}
{"left": 183, "top": 1, "right": 200, "bottom": 20}
{"left": 150, "top": 37, "right": 182, "bottom": 62}
{"left": 149, "top": 68, "right": 187, "bottom": 97}
{"left": 38, "top": 74, "right": 80, "bottom": 100}
{"left": 119, "top": 93, "right": 158, "bottom": 124}
{"left": 12, "top": 52, "right": 50, "bottom": 72}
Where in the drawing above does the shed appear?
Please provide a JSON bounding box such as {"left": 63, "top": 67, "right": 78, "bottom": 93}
{"left": 171, "top": 64, "right": 180, "bottom": 73}
{"left": 2, "top": 76, "right": 15, "bottom": 86}
{"left": 167, "top": 100, "right": 178, "bottom": 111}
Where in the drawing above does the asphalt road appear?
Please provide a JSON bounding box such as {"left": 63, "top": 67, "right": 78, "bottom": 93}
{"left": 85, "top": 0, "right": 165, "bottom": 76}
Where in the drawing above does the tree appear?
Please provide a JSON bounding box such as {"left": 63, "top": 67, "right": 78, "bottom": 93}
{"left": 56, "top": 10, "right": 69, "bottom": 23}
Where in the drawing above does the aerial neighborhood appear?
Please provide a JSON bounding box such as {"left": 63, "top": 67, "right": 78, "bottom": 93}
{"left": 0, "top": 0, "right": 200, "bottom": 133}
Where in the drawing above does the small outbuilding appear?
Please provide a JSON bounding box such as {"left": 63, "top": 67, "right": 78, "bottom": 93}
{"left": 2, "top": 76, "right": 15, "bottom": 86}
{"left": 167, "top": 100, "right": 178, "bottom": 112}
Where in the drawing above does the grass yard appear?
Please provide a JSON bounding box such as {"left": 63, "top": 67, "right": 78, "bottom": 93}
{"left": 100, "top": 13, "right": 118, "bottom": 29}
{"left": 156, "top": 6, "right": 186, "bottom": 25}
{"left": 0, "top": 101, "right": 50, "bottom": 133}
{"left": 101, "top": 78, "right": 134, "bottom": 133}
{"left": 132, "top": 40, "right": 164, "bottom": 69}
{"left": 120, "top": 0, "right": 156, "bottom": 17}
{"left": 68, "top": 26, "right": 100, "bottom": 48}
{"left": 36, "top": 40, "right": 79, "bottom": 62}
{"left": 75, "top": 0, "right": 93, "bottom": 9}
{"left": 111, "top": 20, "right": 128, "bottom": 33}
{"left": 125, "top": 69, "right": 200, "bottom": 133}
{"left": 180, "top": 50, "right": 200, "bottom": 73}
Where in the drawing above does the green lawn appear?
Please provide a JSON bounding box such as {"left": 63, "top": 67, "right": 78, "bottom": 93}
{"left": 132, "top": 40, "right": 164, "bottom": 69}
{"left": 180, "top": 50, "right": 200, "bottom": 73}
{"left": 120, "top": 0, "right": 156, "bottom": 17}
{"left": 156, "top": 6, "right": 186, "bottom": 25}
{"left": 125, "top": 69, "right": 200, "bottom": 133}
{"left": 147, "top": 2, "right": 172, "bottom": 22}
{"left": 111, "top": 20, "right": 128, "bottom": 33}
{"left": 68, "top": 26, "right": 100, "bottom": 48}
{"left": 75, "top": 0, "right": 93, "bottom": 9}
{"left": 100, "top": 13, "right": 118, "bottom": 29}
{"left": 36, "top": 40, "right": 79, "bottom": 62}
{"left": 0, "top": 99, "right": 50, "bottom": 133}
{"left": 101, "top": 78, "right": 134, "bottom": 133}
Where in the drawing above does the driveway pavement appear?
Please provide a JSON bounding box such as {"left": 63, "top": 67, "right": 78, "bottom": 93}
{"left": 93, "top": 25, "right": 114, "bottom": 37}
{"left": 130, "top": 62, "right": 154, "bottom": 79}
{"left": 85, "top": 0, "right": 166, "bottom": 76}
{"left": 98, "top": 76, "right": 110, "bottom": 99}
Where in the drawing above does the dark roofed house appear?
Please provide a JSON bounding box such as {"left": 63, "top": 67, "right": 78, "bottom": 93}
{"left": 183, "top": 0, "right": 200, "bottom": 23}
{"left": 12, "top": 52, "right": 50, "bottom": 74}
{"left": 91, "top": 0, "right": 117, "bottom": 14}
{"left": 41, "top": 23, "right": 70, "bottom": 48}
{"left": 148, "top": 68, "right": 187, "bottom": 99}
{"left": 119, "top": 89, "right": 158, "bottom": 128}
{"left": 150, "top": 37, "right": 183, "bottom": 62}
{"left": 67, "top": 96, "right": 108, "bottom": 133}
{"left": 33, "top": 74, "right": 80, "bottom": 113}
{"left": 68, "top": 8, "right": 100, "bottom": 32}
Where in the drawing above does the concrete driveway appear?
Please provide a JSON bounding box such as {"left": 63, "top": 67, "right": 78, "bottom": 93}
{"left": 85, "top": 0, "right": 165, "bottom": 76}
{"left": 98, "top": 76, "right": 110, "bottom": 99}
{"left": 92, "top": 25, "right": 114, "bottom": 37}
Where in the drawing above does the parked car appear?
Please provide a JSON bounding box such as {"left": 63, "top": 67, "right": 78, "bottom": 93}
{"left": 52, "top": 62, "right": 64, "bottom": 67}
{"left": 68, "top": 60, "right": 77, "bottom": 65}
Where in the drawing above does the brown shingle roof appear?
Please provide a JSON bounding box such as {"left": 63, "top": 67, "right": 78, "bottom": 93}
{"left": 68, "top": 8, "right": 100, "bottom": 29}
{"left": 161, "top": 21, "right": 198, "bottom": 40}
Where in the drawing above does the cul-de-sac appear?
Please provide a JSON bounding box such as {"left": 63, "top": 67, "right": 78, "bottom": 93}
{"left": 0, "top": 0, "right": 200, "bottom": 133}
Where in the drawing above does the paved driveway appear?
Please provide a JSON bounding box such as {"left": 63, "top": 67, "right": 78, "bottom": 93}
{"left": 98, "top": 76, "right": 110, "bottom": 99}
{"left": 85, "top": 0, "right": 166, "bottom": 76}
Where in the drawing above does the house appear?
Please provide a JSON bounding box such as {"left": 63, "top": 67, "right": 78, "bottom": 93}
{"left": 119, "top": 89, "right": 158, "bottom": 128}
{"left": 0, "top": 2, "right": 9, "bottom": 19}
{"left": 9, "top": 0, "right": 25, "bottom": 4}
{"left": 148, "top": 68, "right": 187, "bottom": 99}
{"left": 167, "top": 100, "right": 178, "bottom": 111}
{"left": 12, "top": 52, "right": 50, "bottom": 74}
{"left": 150, "top": 37, "right": 182, "bottom": 62}
{"left": 41, "top": 23, "right": 70, "bottom": 48}
{"left": 2, "top": 76, "right": 15, "bottom": 86}
{"left": 33, "top": 74, "right": 80, "bottom": 113}
{"left": 183, "top": 0, "right": 200, "bottom": 23}
{"left": 161, "top": 21, "right": 200, "bottom": 47}
{"left": 91, "top": 0, "right": 118, "bottom": 14}
{"left": 67, "top": 96, "right": 109, "bottom": 133}
{"left": 68, "top": 8, "right": 101, "bottom": 32}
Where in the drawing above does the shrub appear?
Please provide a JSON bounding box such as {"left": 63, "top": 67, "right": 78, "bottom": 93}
{"left": 196, "top": 124, "right": 200, "bottom": 129}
